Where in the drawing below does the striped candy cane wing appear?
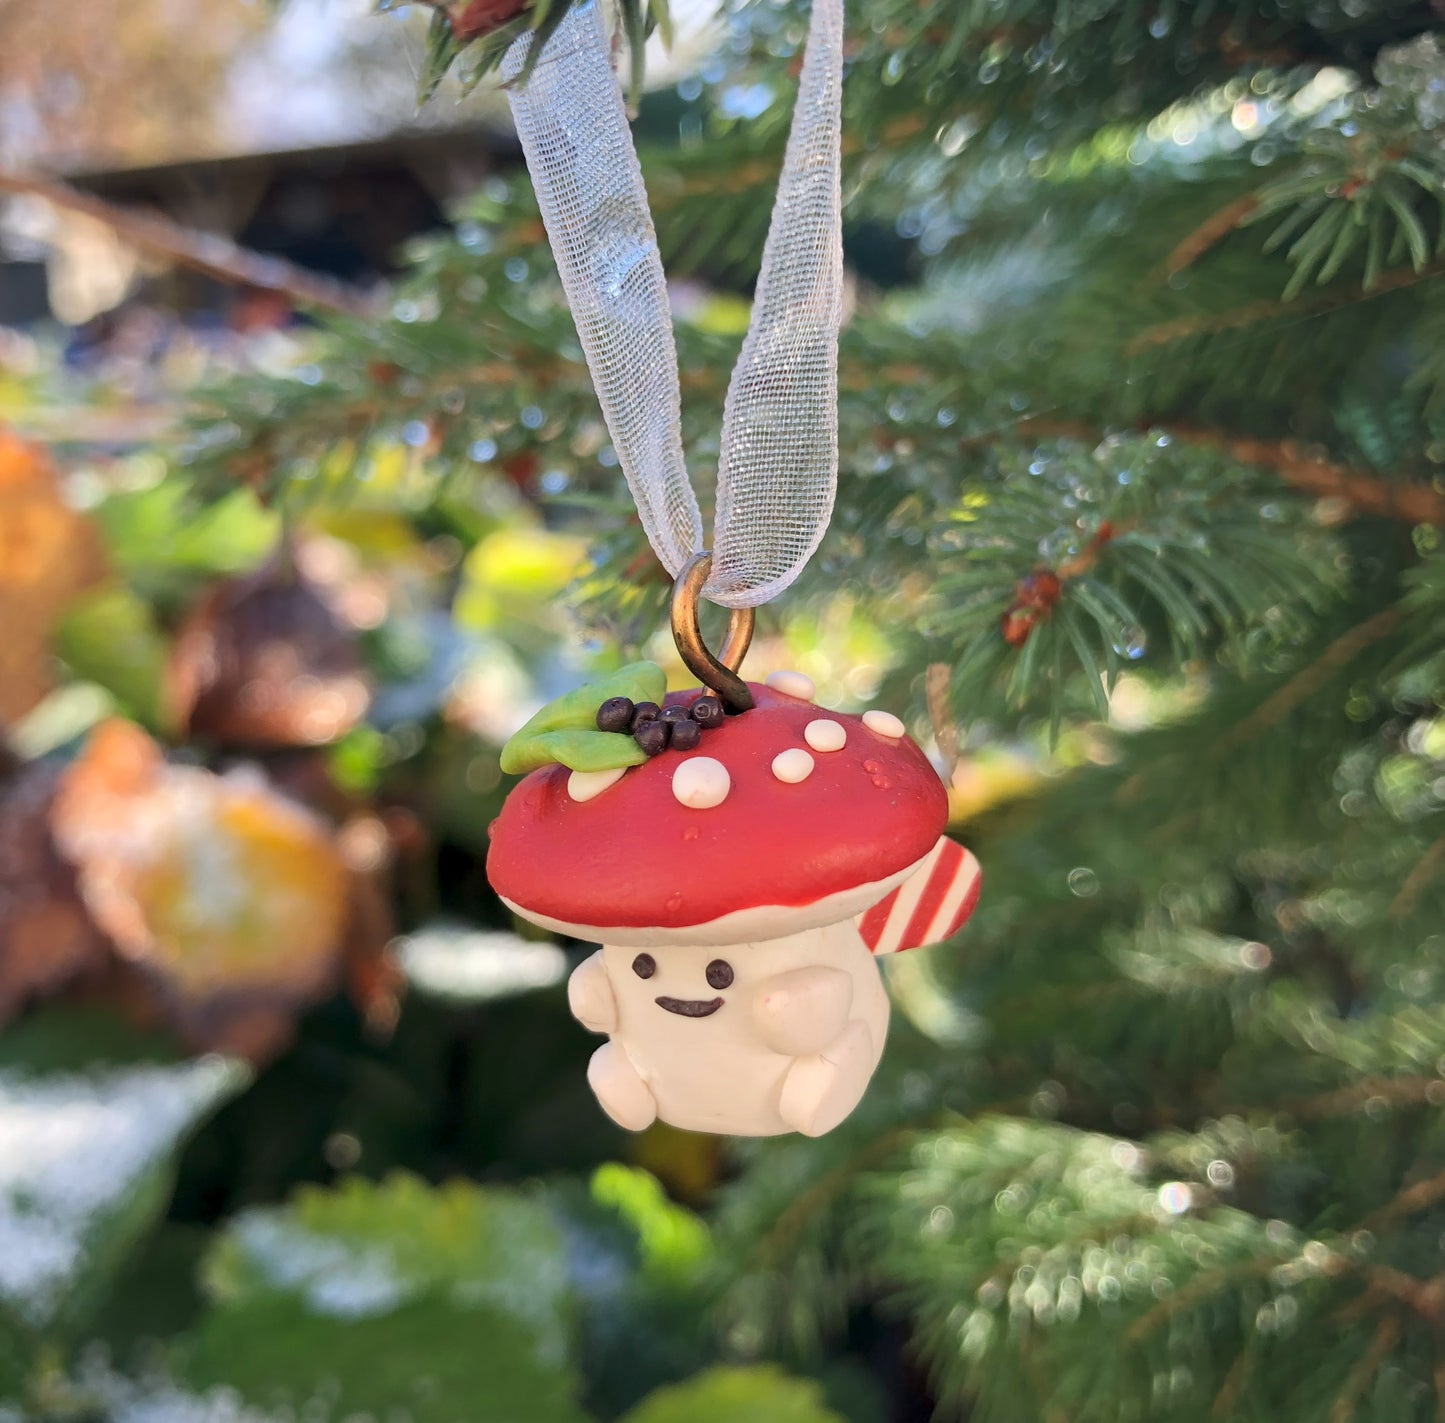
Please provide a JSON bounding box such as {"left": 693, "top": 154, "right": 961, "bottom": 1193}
{"left": 857, "top": 837, "right": 981, "bottom": 955}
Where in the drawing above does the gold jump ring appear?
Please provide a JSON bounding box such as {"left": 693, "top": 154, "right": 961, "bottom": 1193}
{"left": 670, "top": 553, "right": 755, "bottom": 713}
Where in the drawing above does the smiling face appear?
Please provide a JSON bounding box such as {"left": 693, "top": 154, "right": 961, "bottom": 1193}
{"left": 596, "top": 926, "right": 892, "bottom": 1137}
{"left": 630, "top": 950, "right": 734, "bottom": 1017}
{"left": 601, "top": 940, "right": 756, "bottom": 1056}
{"left": 600, "top": 932, "right": 857, "bottom": 1047}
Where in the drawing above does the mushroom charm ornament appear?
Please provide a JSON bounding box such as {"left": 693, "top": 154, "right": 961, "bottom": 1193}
{"left": 488, "top": 0, "right": 971, "bottom": 1136}
{"left": 487, "top": 672, "right": 981, "bottom": 1138}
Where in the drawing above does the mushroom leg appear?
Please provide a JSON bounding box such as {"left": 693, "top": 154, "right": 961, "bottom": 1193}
{"left": 777, "top": 1018, "right": 875, "bottom": 1138}
{"left": 587, "top": 1040, "right": 659, "bottom": 1132}
{"left": 752, "top": 964, "right": 854, "bottom": 1057}
{"left": 567, "top": 949, "right": 618, "bottom": 1034}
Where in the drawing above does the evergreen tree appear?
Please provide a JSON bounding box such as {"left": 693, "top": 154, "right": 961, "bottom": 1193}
{"left": 6, "top": 1, "right": 1445, "bottom": 1420}
{"left": 212, "top": 1, "right": 1445, "bottom": 1415}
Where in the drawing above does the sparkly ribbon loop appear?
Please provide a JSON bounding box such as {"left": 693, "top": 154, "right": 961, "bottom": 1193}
{"left": 503, "top": 0, "right": 845, "bottom": 611}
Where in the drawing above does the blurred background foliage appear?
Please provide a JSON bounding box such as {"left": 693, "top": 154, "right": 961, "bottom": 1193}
{"left": 1, "top": 0, "right": 1445, "bottom": 1419}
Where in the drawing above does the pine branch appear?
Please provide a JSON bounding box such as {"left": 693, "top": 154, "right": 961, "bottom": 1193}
{"left": 1221, "top": 607, "right": 1403, "bottom": 747}
{"left": 1126, "top": 257, "right": 1445, "bottom": 354}
{"left": 1239, "top": 85, "right": 1445, "bottom": 297}
{"left": 1124, "top": 1255, "right": 1283, "bottom": 1343}
{"left": 409, "top": 0, "right": 670, "bottom": 103}
{"left": 1176, "top": 428, "right": 1445, "bottom": 524}
{"left": 928, "top": 430, "right": 1340, "bottom": 722}
{"left": 740, "top": 1125, "right": 913, "bottom": 1270}
{"left": 1005, "top": 417, "right": 1445, "bottom": 523}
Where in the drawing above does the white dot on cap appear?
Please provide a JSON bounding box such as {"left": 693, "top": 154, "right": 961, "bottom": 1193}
{"left": 771, "top": 748, "right": 815, "bottom": 784}
{"left": 862, "top": 709, "right": 906, "bottom": 739}
{"left": 567, "top": 766, "right": 627, "bottom": 803}
{"left": 672, "top": 757, "right": 730, "bottom": 809}
{"left": 766, "top": 669, "right": 816, "bottom": 701}
{"left": 804, "top": 719, "right": 847, "bottom": 753}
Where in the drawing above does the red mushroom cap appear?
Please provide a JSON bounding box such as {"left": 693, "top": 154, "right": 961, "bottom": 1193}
{"left": 486, "top": 683, "right": 948, "bottom": 944}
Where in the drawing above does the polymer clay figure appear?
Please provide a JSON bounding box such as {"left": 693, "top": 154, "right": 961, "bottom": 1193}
{"left": 488, "top": 673, "right": 980, "bottom": 1137}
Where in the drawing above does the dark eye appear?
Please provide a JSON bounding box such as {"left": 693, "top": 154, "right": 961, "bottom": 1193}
{"left": 632, "top": 953, "right": 656, "bottom": 980}
{"left": 705, "top": 959, "right": 734, "bottom": 990}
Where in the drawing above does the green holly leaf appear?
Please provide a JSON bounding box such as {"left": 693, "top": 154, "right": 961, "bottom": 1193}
{"left": 520, "top": 661, "right": 666, "bottom": 738}
{"left": 511, "top": 729, "right": 649, "bottom": 775}
{"left": 500, "top": 661, "right": 665, "bottom": 774}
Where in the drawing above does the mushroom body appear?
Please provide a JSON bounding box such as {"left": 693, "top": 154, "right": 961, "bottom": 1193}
{"left": 577, "top": 907, "right": 893, "bottom": 1136}
{"left": 488, "top": 682, "right": 979, "bottom": 1137}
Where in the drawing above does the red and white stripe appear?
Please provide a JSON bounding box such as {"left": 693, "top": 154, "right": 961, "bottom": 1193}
{"left": 858, "top": 837, "right": 981, "bottom": 955}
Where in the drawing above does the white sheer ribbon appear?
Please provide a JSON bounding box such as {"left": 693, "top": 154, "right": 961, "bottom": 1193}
{"left": 502, "top": 0, "right": 844, "bottom": 610}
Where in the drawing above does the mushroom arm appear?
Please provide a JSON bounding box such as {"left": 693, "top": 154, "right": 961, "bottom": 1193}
{"left": 568, "top": 949, "right": 617, "bottom": 1034}
{"left": 752, "top": 965, "right": 854, "bottom": 1057}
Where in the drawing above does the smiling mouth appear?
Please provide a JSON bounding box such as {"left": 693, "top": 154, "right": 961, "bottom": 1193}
{"left": 655, "top": 996, "right": 724, "bottom": 1018}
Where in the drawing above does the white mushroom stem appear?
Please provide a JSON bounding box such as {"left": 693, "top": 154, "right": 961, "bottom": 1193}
{"left": 585, "top": 914, "right": 891, "bottom": 1139}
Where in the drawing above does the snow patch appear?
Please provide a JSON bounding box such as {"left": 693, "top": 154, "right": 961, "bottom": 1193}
{"left": 227, "top": 1214, "right": 408, "bottom": 1320}
{"left": 0, "top": 1057, "right": 245, "bottom": 1325}
{"left": 398, "top": 924, "right": 567, "bottom": 1002}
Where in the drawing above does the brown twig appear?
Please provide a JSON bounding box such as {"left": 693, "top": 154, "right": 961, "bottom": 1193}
{"left": 1331, "top": 1314, "right": 1403, "bottom": 1423}
{"left": 1211, "top": 1350, "right": 1252, "bottom": 1420}
{"left": 1003, "top": 416, "right": 1445, "bottom": 526}
{"left": 1172, "top": 425, "right": 1445, "bottom": 526}
{"left": 1277, "top": 1073, "right": 1439, "bottom": 1121}
{"left": 1162, "top": 193, "right": 1261, "bottom": 277}
{"left": 1127, "top": 258, "right": 1445, "bottom": 354}
{"left": 1221, "top": 607, "right": 1404, "bottom": 747}
{"left": 1126, "top": 1255, "right": 1283, "bottom": 1341}
{"left": 925, "top": 662, "right": 959, "bottom": 781}
{"left": 0, "top": 168, "right": 377, "bottom": 320}
{"left": 1390, "top": 835, "right": 1445, "bottom": 921}
{"left": 1363, "top": 1165, "right": 1445, "bottom": 1233}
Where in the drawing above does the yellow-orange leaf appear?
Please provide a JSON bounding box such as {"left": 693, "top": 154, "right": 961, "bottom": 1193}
{"left": 0, "top": 428, "right": 106, "bottom": 725}
{"left": 52, "top": 720, "right": 349, "bottom": 1008}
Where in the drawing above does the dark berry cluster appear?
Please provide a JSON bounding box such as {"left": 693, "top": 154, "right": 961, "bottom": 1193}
{"left": 596, "top": 694, "right": 725, "bottom": 756}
